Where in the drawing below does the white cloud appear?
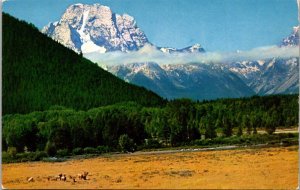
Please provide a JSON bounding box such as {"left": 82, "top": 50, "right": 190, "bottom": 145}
{"left": 2, "top": 0, "right": 13, "bottom": 3}
{"left": 84, "top": 45, "right": 299, "bottom": 66}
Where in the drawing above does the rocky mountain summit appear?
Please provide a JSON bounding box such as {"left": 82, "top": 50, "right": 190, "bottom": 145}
{"left": 42, "top": 3, "right": 205, "bottom": 54}
{"left": 42, "top": 3, "right": 149, "bottom": 53}
{"left": 281, "top": 26, "right": 299, "bottom": 47}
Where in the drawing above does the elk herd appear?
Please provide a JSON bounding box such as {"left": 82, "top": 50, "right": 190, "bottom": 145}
{"left": 27, "top": 171, "right": 89, "bottom": 183}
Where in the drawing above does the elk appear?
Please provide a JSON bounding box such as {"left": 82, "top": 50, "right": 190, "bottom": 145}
{"left": 78, "top": 171, "right": 89, "bottom": 180}
{"left": 69, "top": 175, "right": 77, "bottom": 182}
{"left": 61, "top": 174, "right": 66, "bottom": 181}
{"left": 57, "top": 173, "right": 63, "bottom": 180}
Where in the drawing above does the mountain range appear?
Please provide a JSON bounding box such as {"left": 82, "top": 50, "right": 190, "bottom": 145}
{"left": 42, "top": 3, "right": 299, "bottom": 100}
{"left": 228, "top": 58, "right": 298, "bottom": 95}
{"left": 226, "top": 28, "right": 299, "bottom": 95}
{"left": 109, "top": 62, "right": 255, "bottom": 100}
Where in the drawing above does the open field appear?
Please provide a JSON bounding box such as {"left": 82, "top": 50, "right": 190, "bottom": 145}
{"left": 2, "top": 146, "right": 298, "bottom": 189}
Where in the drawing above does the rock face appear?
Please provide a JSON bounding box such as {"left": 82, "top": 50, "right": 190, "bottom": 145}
{"left": 42, "top": 3, "right": 149, "bottom": 53}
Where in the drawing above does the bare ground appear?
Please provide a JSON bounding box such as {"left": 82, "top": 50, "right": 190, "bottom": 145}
{"left": 2, "top": 145, "right": 298, "bottom": 189}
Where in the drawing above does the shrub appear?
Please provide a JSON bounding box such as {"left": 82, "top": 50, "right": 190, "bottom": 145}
{"left": 2, "top": 151, "right": 11, "bottom": 163}
{"left": 17, "top": 152, "right": 31, "bottom": 161}
{"left": 45, "top": 141, "right": 57, "bottom": 156}
{"left": 20, "top": 157, "right": 30, "bottom": 162}
{"left": 42, "top": 157, "right": 66, "bottom": 162}
{"left": 96, "top": 146, "right": 110, "bottom": 154}
{"left": 144, "top": 139, "right": 162, "bottom": 149}
{"left": 280, "top": 133, "right": 297, "bottom": 138}
{"left": 118, "top": 134, "right": 136, "bottom": 152}
{"left": 14, "top": 151, "right": 48, "bottom": 162}
{"left": 56, "top": 149, "right": 69, "bottom": 157}
{"left": 193, "top": 139, "right": 212, "bottom": 146}
{"left": 2, "top": 151, "right": 47, "bottom": 163}
{"left": 7, "top": 147, "right": 17, "bottom": 158}
{"left": 83, "top": 147, "right": 98, "bottom": 154}
{"left": 32, "top": 151, "right": 48, "bottom": 161}
{"left": 72, "top": 147, "right": 83, "bottom": 155}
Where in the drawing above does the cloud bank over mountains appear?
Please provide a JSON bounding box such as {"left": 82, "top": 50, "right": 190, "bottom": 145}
{"left": 41, "top": 3, "right": 298, "bottom": 67}
{"left": 85, "top": 44, "right": 299, "bottom": 66}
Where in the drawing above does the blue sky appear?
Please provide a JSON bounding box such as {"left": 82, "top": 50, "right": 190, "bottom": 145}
{"left": 2, "top": 0, "right": 298, "bottom": 52}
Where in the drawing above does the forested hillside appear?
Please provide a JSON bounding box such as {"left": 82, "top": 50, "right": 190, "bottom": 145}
{"left": 3, "top": 95, "right": 298, "bottom": 154}
{"left": 2, "top": 13, "right": 164, "bottom": 114}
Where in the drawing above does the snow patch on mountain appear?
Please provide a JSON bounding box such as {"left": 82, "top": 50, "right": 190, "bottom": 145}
{"left": 75, "top": 9, "right": 106, "bottom": 53}
{"left": 158, "top": 44, "right": 205, "bottom": 54}
{"left": 266, "top": 58, "right": 276, "bottom": 69}
{"left": 257, "top": 60, "right": 265, "bottom": 66}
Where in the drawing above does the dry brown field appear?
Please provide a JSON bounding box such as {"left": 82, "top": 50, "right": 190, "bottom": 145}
{"left": 2, "top": 146, "right": 298, "bottom": 189}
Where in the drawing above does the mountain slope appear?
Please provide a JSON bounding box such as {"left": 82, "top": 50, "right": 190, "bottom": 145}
{"left": 2, "top": 13, "right": 164, "bottom": 114}
{"left": 228, "top": 58, "right": 299, "bottom": 95}
{"left": 217, "top": 26, "right": 300, "bottom": 95}
{"left": 109, "top": 62, "right": 255, "bottom": 100}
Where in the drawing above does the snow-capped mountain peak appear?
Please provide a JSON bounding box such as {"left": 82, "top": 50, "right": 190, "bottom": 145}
{"left": 188, "top": 43, "right": 203, "bottom": 52}
{"left": 42, "top": 3, "right": 205, "bottom": 54}
{"left": 293, "top": 26, "right": 299, "bottom": 31}
{"left": 42, "top": 3, "right": 149, "bottom": 53}
{"left": 281, "top": 26, "right": 299, "bottom": 47}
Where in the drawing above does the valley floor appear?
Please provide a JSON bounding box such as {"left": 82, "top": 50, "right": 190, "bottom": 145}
{"left": 2, "top": 145, "right": 298, "bottom": 189}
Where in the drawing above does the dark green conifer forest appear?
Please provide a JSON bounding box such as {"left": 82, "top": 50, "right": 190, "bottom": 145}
{"left": 2, "top": 13, "right": 165, "bottom": 115}
{"left": 2, "top": 95, "right": 298, "bottom": 155}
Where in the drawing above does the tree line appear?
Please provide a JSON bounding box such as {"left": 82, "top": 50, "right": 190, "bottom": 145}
{"left": 2, "top": 94, "right": 298, "bottom": 154}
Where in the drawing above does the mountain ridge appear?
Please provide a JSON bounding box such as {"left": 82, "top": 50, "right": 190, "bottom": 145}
{"left": 109, "top": 62, "right": 255, "bottom": 100}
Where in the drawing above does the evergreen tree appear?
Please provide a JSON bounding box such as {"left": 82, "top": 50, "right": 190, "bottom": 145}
{"left": 237, "top": 125, "right": 243, "bottom": 136}
{"left": 222, "top": 115, "right": 232, "bottom": 137}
